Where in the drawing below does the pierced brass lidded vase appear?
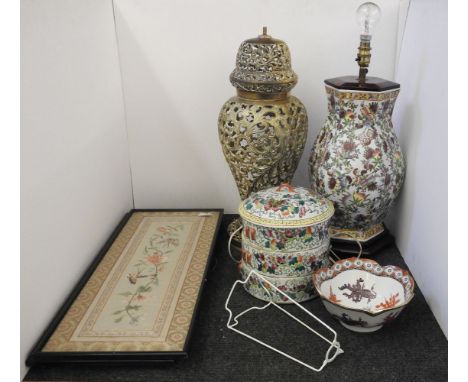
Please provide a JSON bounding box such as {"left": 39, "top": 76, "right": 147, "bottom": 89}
{"left": 218, "top": 27, "right": 308, "bottom": 242}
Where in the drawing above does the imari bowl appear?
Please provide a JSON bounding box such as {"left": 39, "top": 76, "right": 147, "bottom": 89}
{"left": 312, "top": 257, "right": 415, "bottom": 333}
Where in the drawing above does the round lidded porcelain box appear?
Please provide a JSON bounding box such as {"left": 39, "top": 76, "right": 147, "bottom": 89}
{"left": 238, "top": 183, "right": 334, "bottom": 303}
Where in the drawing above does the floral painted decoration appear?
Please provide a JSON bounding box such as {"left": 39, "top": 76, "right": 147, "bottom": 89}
{"left": 328, "top": 286, "right": 341, "bottom": 303}
{"left": 241, "top": 240, "right": 329, "bottom": 277}
{"left": 239, "top": 183, "right": 334, "bottom": 227}
{"left": 375, "top": 293, "right": 400, "bottom": 309}
{"left": 313, "top": 257, "right": 415, "bottom": 307}
{"left": 113, "top": 224, "right": 183, "bottom": 325}
{"left": 238, "top": 184, "right": 334, "bottom": 304}
{"left": 309, "top": 85, "right": 405, "bottom": 232}
{"left": 238, "top": 261, "right": 317, "bottom": 303}
{"left": 314, "top": 257, "right": 414, "bottom": 332}
{"left": 242, "top": 219, "right": 330, "bottom": 251}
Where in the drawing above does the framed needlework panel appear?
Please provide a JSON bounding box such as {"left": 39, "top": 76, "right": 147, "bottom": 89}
{"left": 27, "top": 209, "right": 223, "bottom": 365}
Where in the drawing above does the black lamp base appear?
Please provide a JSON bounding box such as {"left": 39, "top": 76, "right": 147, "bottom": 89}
{"left": 330, "top": 226, "right": 395, "bottom": 258}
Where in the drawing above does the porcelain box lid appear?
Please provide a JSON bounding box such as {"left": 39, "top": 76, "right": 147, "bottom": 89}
{"left": 239, "top": 183, "right": 334, "bottom": 228}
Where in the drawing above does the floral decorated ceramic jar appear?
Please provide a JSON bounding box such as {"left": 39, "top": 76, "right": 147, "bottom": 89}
{"left": 309, "top": 78, "right": 405, "bottom": 244}
{"left": 238, "top": 183, "right": 334, "bottom": 303}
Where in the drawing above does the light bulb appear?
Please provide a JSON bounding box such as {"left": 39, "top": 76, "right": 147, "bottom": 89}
{"left": 356, "top": 2, "right": 381, "bottom": 40}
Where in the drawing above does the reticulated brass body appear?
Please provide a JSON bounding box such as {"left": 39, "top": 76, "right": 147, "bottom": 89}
{"left": 218, "top": 94, "right": 307, "bottom": 201}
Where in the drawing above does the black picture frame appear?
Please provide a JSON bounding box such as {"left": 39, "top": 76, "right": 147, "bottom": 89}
{"left": 26, "top": 208, "right": 223, "bottom": 366}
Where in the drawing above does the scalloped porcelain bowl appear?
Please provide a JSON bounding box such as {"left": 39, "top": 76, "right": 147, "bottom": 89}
{"left": 312, "top": 257, "right": 415, "bottom": 333}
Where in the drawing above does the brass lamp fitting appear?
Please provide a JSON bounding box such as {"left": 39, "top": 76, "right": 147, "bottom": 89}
{"left": 354, "top": 2, "right": 381, "bottom": 84}
{"left": 356, "top": 37, "right": 371, "bottom": 84}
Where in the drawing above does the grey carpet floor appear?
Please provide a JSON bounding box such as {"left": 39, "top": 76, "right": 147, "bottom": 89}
{"left": 25, "top": 215, "right": 448, "bottom": 382}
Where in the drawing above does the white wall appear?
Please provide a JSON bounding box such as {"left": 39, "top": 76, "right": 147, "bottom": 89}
{"left": 388, "top": 0, "right": 448, "bottom": 336}
{"left": 20, "top": 0, "right": 133, "bottom": 378}
{"left": 113, "top": 0, "right": 403, "bottom": 212}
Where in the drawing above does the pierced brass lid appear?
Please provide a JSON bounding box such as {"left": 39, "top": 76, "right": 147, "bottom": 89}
{"left": 229, "top": 27, "right": 298, "bottom": 94}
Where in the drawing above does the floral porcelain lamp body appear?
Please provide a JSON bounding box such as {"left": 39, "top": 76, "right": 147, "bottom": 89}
{"left": 308, "top": 2, "right": 406, "bottom": 256}
{"left": 309, "top": 76, "right": 404, "bottom": 255}
{"left": 218, "top": 28, "right": 308, "bottom": 245}
{"left": 238, "top": 183, "right": 334, "bottom": 303}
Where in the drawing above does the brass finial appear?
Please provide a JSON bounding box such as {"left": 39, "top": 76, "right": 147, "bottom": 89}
{"left": 259, "top": 26, "right": 271, "bottom": 39}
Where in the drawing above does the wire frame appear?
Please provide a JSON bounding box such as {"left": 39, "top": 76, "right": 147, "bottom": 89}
{"left": 225, "top": 269, "right": 344, "bottom": 372}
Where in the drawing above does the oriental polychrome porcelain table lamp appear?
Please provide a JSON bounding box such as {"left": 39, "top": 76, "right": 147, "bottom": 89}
{"left": 219, "top": 28, "right": 308, "bottom": 245}
{"left": 309, "top": 3, "right": 405, "bottom": 256}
